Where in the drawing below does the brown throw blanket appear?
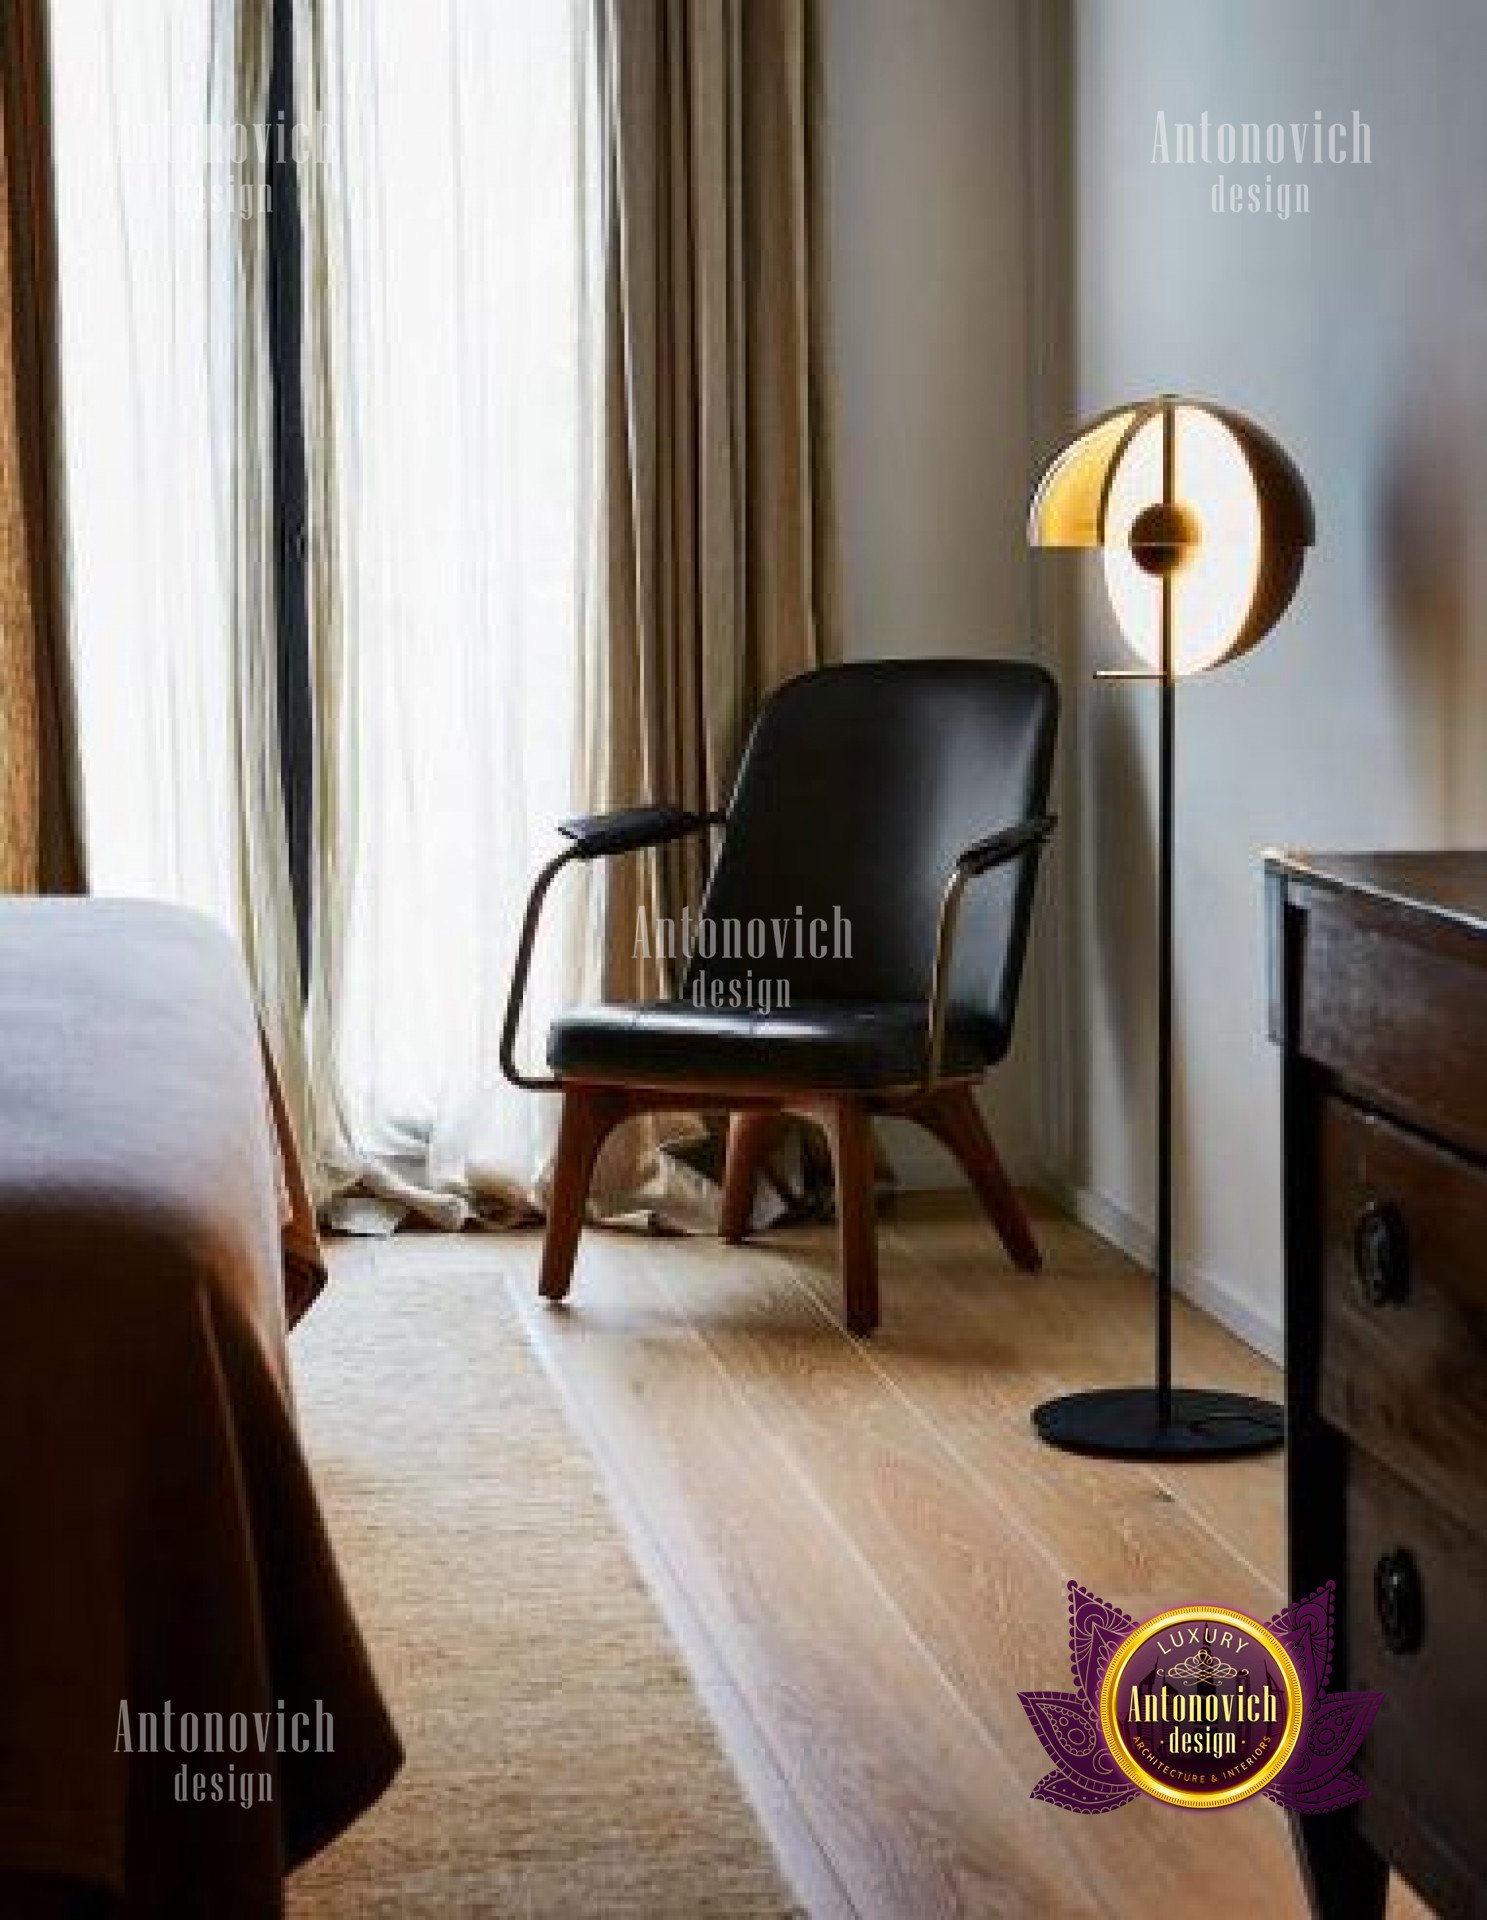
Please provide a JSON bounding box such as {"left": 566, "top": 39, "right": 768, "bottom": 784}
{"left": 0, "top": 899, "right": 400, "bottom": 1916}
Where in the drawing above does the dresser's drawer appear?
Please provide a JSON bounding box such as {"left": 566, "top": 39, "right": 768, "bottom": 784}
{"left": 1347, "top": 1452, "right": 1487, "bottom": 1904}
{"left": 1320, "top": 1096, "right": 1487, "bottom": 1538}
{"left": 1296, "top": 895, "right": 1487, "bottom": 1159}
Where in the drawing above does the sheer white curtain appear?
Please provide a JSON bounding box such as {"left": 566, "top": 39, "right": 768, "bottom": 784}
{"left": 300, "top": 0, "right": 605, "bottom": 1227}
{"left": 51, "top": 0, "right": 696, "bottom": 1233}
{"left": 49, "top": 0, "right": 308, "bottom": 1129}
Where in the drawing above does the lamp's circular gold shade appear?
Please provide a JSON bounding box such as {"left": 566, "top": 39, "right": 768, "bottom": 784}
{"left": 1028, "top": 397, "right": 1313, "bottom": 675}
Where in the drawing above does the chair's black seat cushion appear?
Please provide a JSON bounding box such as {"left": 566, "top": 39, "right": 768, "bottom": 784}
{"left": 547, "top": 999, "right": 997, "bottom": 1089}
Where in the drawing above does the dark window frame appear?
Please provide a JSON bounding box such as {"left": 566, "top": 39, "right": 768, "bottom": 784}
{"left": 266, "top": 0, "right": 313, "bottom": 980}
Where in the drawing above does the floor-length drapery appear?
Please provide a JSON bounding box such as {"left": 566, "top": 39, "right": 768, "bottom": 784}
{"left": 591, "top": 1, "right": 826, "bottom": 913}
{"left": 49, "top": 0, "right": 310, "bottom": 1142}
{"left": 579, "top": 0, "right": 833, "bottom": 1214}
{"left": 299, "top": 0, "right": 832, "bottom": 1230}
{"left": 297, "top": 0, "right": 605, "bottom": 1228}
{"left": 51, "top": 0, "right": 832, "bottom": 1232}
{"left": 0, "top": 0, "right": 84, "bottom": 894}
{"left": 592, "top": 0, "right": 831, "bottom": 1015}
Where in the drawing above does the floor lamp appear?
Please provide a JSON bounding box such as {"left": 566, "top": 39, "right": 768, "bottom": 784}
{"left": 1027, "top": 395, "right": 1314, "bottom": 1460}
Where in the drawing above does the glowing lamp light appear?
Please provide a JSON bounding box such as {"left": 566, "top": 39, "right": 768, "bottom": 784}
{"left": 1024, "top": 396, "right": 1313, "bottom": 1465}
{"left": 1028, "top": 395, "right": 1314, "bottom": 677}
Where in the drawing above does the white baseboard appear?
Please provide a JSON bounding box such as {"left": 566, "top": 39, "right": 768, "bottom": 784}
{"left": 1046, "top": 1179, "right": 1284, "bottom": 1368}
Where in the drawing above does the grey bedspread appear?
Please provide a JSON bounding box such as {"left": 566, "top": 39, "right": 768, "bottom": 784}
{"left": 0, "top": 899, "right": 400, "bottom": 1916}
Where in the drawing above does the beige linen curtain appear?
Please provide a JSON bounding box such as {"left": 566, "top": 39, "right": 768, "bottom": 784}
{"left": 581, "top": 0, "right": 833, "bottom": 1218}
{"left": 294, "top": 0, "right": 604, "bottom": 1230}
{"left": 48, "top": 0, "right": 834, "bottom": 1233}
{"left": 293, "top": 0, "right": 832, "bottom": 1232}
{"left": 591, "top": 0, "right": 831, "bottom": 1009}
{"left": 224, "top": 0, "right": 315, "bottom": 1163}
{"left": 49, "top": 0, "right": 311, "bottom": 1155}
{"left": 0, "top": 1, "right": 83, "bottom": 895}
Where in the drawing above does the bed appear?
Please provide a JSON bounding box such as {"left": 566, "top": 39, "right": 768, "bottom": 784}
{"left": 0, "top": 899, "right": 400, "bottom": 1916}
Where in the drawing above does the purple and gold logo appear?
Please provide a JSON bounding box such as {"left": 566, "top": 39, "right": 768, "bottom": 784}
{"left": 1099, "top": 1604, "right": 1302, "bottom": 1807}
{"left": 1019, "top": 1580, "right": 1382, "bottom": 1814}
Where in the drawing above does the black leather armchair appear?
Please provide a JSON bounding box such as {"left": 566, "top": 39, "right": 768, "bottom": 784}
{"left": 501, "top": 658, "right": 1058, "bottom": 1333}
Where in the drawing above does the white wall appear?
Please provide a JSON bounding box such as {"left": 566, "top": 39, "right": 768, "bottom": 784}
{"left": 816, "top": 0, "right": 1052, "bottom": 1182}
{"left": 1051, "top": 0, "right": 1487, "bottom": 1353}
{"left": 817, "top": 0, "right": 1033, "bottom": 665}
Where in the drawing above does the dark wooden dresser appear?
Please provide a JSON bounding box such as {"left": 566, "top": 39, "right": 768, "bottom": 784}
{"left": 1268, "top": 852, "right": 1487, "bottom": 1920}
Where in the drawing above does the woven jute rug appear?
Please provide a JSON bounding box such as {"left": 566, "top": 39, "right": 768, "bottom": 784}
{"left": 287, "top": 1249, "right": 797, "bottom": 1918}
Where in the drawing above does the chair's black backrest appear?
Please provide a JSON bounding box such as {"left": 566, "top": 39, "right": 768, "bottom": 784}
{"left": 691, "top": 659, "right": 1058, "bottom": 1054}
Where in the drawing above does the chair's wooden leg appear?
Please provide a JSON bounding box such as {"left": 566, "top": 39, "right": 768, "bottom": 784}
{"left": 540, "top": 1086, "right": 627, "bottom": 1302}
{"left": 720, "top": 1110, "right": 780, "bottom": 1243}
{"left": 910, "top": 1083, "right": 1042, "bottom": 1271}
{"left": 818, "top": 1097, "right": 879, "bottom": 1336}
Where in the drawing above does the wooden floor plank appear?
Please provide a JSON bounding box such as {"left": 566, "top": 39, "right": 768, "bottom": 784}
{"left": 871, "top": 1196, "right": 1286, "bottom": 1587}
{"left": 509, "top": 1236, "right": 1102, "bottom": 1920}
{"left": 374, "top": 1196, "right": 1430, "bottom": 1920}
{"left": 500, "top": 1267, "right": 859, "bottom": 1920}
{"left": 631, "top": 1233, "right": 1303, "bottom": 1920}
{"left": 777, "top": 1235, "right": 1283, "bottom": 1609}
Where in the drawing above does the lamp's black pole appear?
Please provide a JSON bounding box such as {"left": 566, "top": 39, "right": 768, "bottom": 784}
{"left": 1156, "top": 400, "right": 1176, "bottom": 1430}
{"left": 1031, "top": 398, "right": 1284, "bottom": 1461}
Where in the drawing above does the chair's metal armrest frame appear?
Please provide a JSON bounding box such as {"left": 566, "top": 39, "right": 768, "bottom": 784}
{"left": 555, "top": 803, "right": 717, "bottom": 860}
{"left": 499, "top": 810, "right": 726, "bottom": 1091}
{"left": 923, "top": 814, "right": 1057, "bottom": 1088}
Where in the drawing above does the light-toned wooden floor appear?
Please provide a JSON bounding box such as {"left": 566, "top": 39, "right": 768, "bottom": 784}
{"left": 367, "top": 1193, "right": 1426, "bottom": 1920}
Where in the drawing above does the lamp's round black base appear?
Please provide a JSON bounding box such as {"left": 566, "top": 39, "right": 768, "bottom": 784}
{"left": 1032, "top": 1387, "right": 1284, "bottom": 1461}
